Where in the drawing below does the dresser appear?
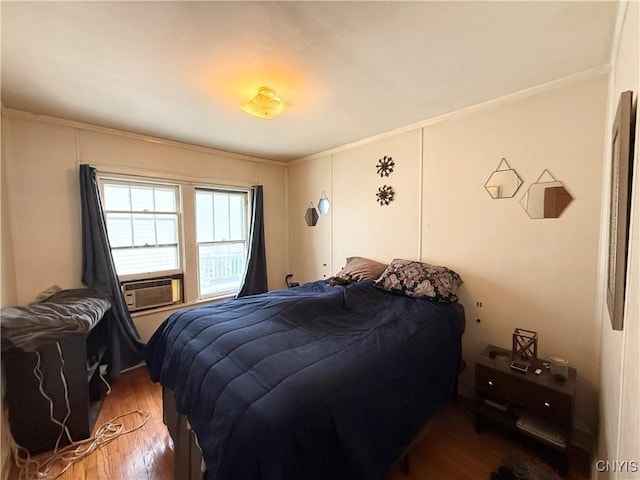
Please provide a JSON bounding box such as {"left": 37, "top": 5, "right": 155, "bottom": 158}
{"left": 2, "top": 317, "right": 110, "bottom": 453}
{"left": 475, "top": 344, "right": 576, "bottom": 474}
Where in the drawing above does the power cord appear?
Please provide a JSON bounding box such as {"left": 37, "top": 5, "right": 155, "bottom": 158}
{"left": 10, "top": 342, "right": 150, "bottom": 480}
{"left": 98, "top": 365, "right": 112, "bottom": 396}
{"left": 33, "top": 343, "right": 73, "bottom": 449}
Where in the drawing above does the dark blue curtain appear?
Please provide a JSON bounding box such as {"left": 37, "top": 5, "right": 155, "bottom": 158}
{"left": 237, "top": 185, "right": 268, "bottom": 297}
{"left": 79, "top": 164, "right": 145, "bottom": 378}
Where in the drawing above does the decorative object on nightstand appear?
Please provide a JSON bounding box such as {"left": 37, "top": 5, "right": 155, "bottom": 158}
{"left": 475, "top": 344, "right": 576, "bottom": 475}
{"left": 512, "top": 328, "right": 538, "bottom": 361}
{"left": 549, "top": 356, "right": 569, "bottom": 381}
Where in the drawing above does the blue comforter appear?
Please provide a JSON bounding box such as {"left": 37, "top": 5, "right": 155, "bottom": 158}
{"left": 145, "top": 280, "right": 464, "bottom": 480}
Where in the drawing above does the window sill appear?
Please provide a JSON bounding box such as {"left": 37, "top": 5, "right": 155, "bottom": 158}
{"left": 130, "top": 294, "right": 235, "bottom": 318}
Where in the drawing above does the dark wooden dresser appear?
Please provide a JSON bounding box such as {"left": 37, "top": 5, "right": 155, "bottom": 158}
{"left": 475, "top": 344, "right": 576, "bottom": 474}
{"left": 2, "top": 317, "right": 110, "bottom": 453}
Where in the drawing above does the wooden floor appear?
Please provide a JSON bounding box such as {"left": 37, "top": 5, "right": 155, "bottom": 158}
{"left": 8, "top": 366, "right": 590, "bottom": 480}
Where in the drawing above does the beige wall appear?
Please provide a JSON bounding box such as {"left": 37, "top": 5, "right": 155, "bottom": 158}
{"left": 1, "top": 117, "right": 16, "bottom": 480}
{"left": 287, "top": 155, "right": 333, "bottom": 283}
{"left": 288, "top": 130, "right": 423, "bottom": 283}
{"left": 596, "top": 1, "right": 640, "bottom": 478}
{"left": 1, "top": 114, "right": 288, "bottom": 342}
{"left": 423, "top": 75, "right": 607, "bottom": 443}
{"left": 1, "top": 122, "right": 17, "bottom": 308}
{"left": 332, "top": 130, "right": 423, "bottom": 270}
{"left": 288, "top": 74, "right": 609, "bottom": 443}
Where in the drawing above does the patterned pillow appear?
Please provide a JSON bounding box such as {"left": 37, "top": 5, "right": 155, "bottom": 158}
{"left": 374, "top": 259, "right": 463, "bottom": 303}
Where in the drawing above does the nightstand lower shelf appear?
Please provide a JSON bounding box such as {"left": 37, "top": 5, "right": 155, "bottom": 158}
{"left": 475, "top": 345, "right": 576, "bottom": 476}
{"left": 476, "top": 406, "right": 570, "bottom": 475}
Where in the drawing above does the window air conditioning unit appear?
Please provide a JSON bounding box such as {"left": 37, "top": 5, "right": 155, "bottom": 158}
{"left": 122, "top": 277, "right": 175, "bottom": 312}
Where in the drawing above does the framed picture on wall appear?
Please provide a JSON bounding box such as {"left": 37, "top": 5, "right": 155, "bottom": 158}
{"left": 607, "top": 90, "right": 634, "bottom": 331}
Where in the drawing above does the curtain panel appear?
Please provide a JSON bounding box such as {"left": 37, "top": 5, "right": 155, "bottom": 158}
{"left": 79, "top": 164, "right": 145, "bottom": 378}
{"left": 237, "top": 185, "right": 268, "bottom": 297}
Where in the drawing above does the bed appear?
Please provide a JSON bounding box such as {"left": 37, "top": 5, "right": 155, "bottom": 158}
{"left": 145, "top": 260, "right": 465, "bottom": 480}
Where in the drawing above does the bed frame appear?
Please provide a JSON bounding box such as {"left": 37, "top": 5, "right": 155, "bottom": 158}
{"left": 162, "top": 304, "right": 465, "bottom": 480}
{"left": 164, "top": 386, "right": 422, "bottom": 480}
{"left": 163, "top": 387, "right": 206, "bottom": 480}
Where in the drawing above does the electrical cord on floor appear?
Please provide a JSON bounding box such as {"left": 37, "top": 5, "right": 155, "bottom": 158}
{"left": 99, "top": 366, "right": 112, "bottom": 396}
{"left": 10, "top": 342, "right": 151, "bottom": 480}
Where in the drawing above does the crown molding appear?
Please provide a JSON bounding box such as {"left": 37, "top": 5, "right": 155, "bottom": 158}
{"left": 0, "top": 108, "right": 286, "bottom": 167}
{"left": 2, "top": 62, "right": 611, "bottom": 169}
{"left": 291, "top": 64, "right": 611, "bottom": 165}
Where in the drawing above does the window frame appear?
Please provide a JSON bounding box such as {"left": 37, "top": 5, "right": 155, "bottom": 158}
{"left": 98, "top": 175, "right": 184, "bottom": 282}
{"left": 194, "top": 186, "right": 251, "bottom": 300}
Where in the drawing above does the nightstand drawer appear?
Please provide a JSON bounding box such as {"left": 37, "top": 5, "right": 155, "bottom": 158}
{"left": 476, "top": 364, "right": 572, "bottom": 424}
{"left": 525, "top": 388, "right": 572, "bottom": 424}
{"left": 476, "top": 364, "right": 517, "bottom": 402}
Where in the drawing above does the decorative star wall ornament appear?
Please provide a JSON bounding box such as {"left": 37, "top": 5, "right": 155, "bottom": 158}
{"left": 376, "top": 156, "right": 395, "bottom": 177}
{"left": 376, "top": 185, "right": 395, "bottom": 206}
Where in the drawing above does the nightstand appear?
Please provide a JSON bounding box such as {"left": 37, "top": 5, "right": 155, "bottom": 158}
{"left": 475, "top": 344, "right": 576, "bottom": 474}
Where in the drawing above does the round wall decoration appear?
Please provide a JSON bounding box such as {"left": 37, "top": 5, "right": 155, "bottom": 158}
{"left": 376, "top": 156, "right": 395, "bottom": 177}
{"left": 376, "top": 185, "right": 395, "bottom": 206}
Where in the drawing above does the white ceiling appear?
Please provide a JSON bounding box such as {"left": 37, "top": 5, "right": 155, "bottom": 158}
{"left": 1, "top": 1, "right": 618, "bottom": 162}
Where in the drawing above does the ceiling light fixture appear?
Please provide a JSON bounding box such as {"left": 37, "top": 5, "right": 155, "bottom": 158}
{"left": 239, "top": 87, "right": 292, "bottom": 119}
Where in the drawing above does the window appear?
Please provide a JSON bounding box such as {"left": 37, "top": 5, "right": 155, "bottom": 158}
{"left": 99, "top": 174, "right": 251, "bottom": 306}
{"left": 100, "top": 179, "right": 181, "bottom": 278}
{"left": 195, "top": 188, "right": 248, "bottom": 298}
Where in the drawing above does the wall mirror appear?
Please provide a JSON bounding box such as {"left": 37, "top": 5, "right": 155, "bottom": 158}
{"left": 305, "top": 203, "right": 319, "bottom": 226}
{"left": 317, "top": 191, "right": 331, "bottom": 214}
{"left": 519, "top": 170, "right": 573, "bottom": 219}
{"left": 484, "top": 158, "right": 523, "bottom": 199}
